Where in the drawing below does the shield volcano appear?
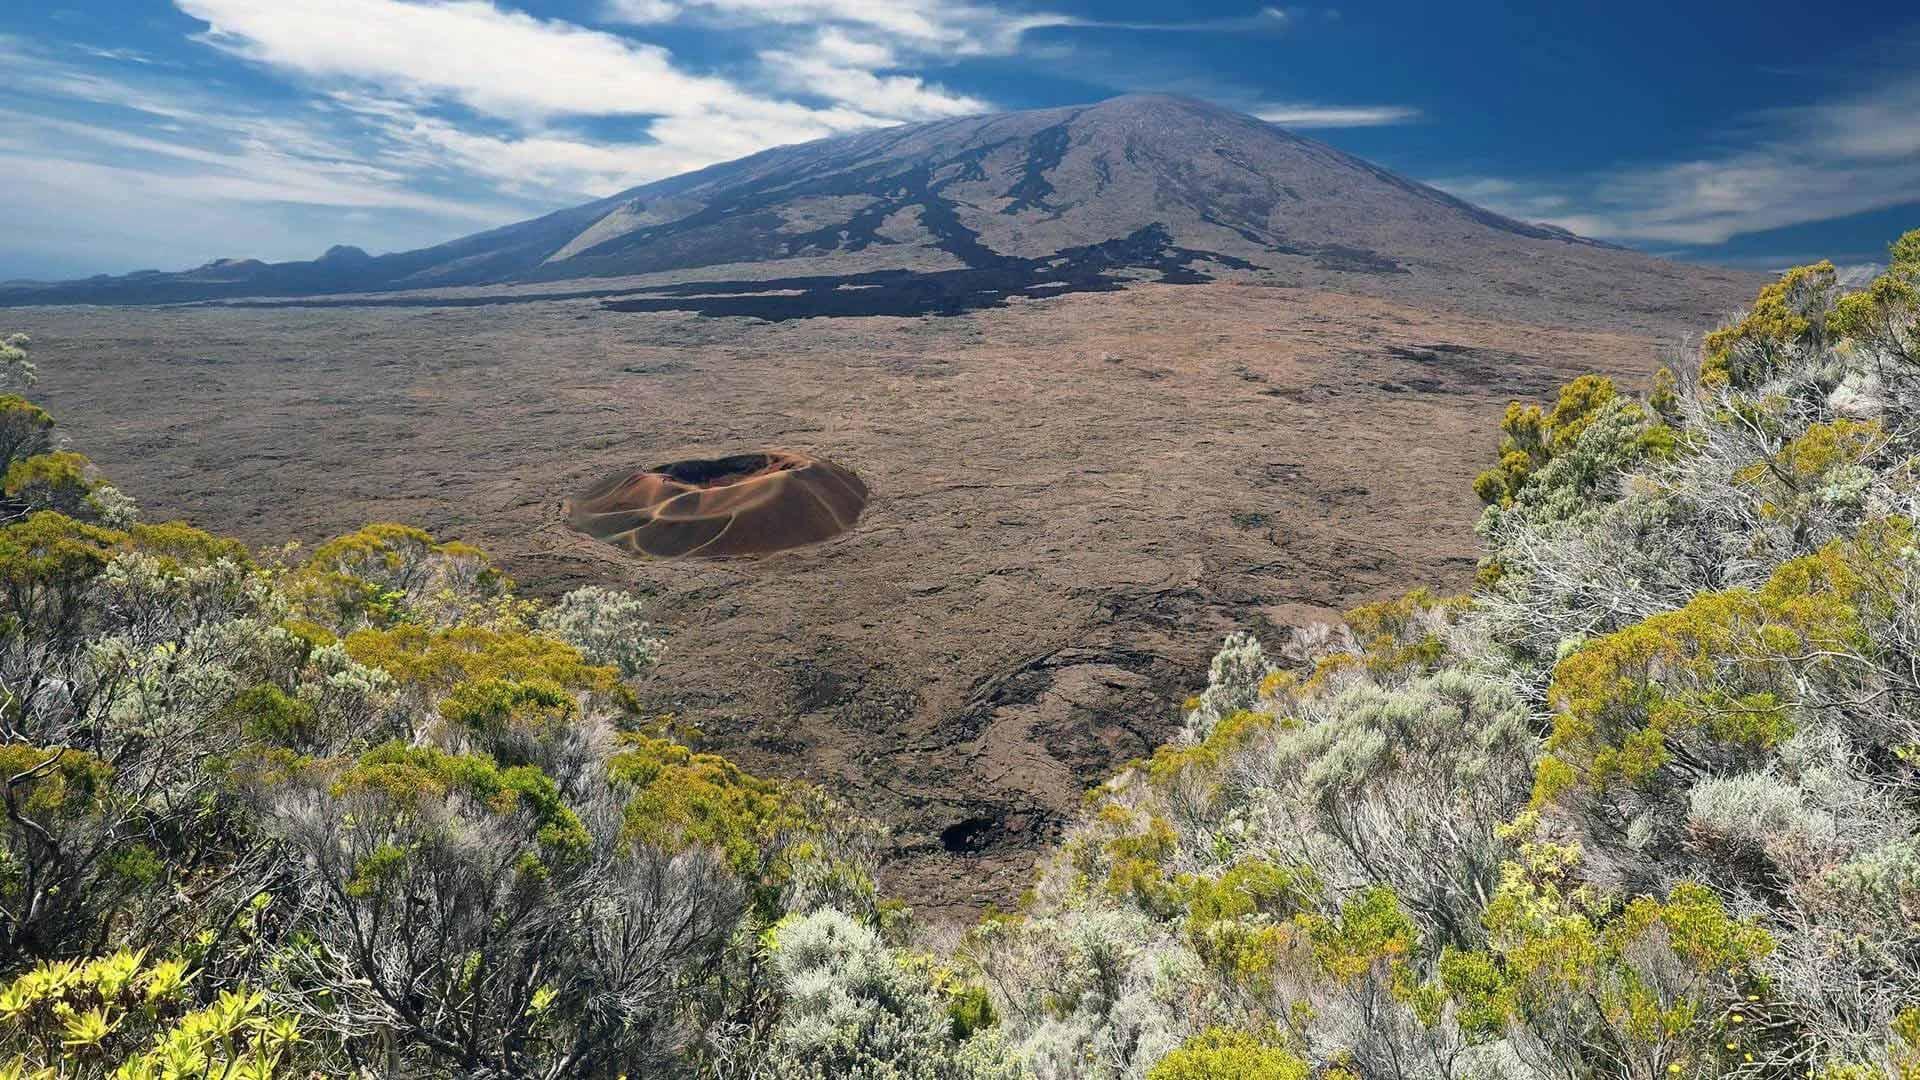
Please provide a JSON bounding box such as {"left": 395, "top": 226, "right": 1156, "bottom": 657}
{"left": 566, "top": 451, "right": 868, "bottom": 558}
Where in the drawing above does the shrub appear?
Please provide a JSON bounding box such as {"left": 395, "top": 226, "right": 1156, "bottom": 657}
{"left": 0, "top": 396, "right": 53, "bottom": 474}
{"left": 0, "top": 950, "right": 302, "bottom": 1078}
{"left": 765, "top": 908, "right": 1025, "bottom": 1080}
{"left": 537, "top": 584, "right": 664, "bottom": 678}
{"left": 0, "top": 335, "right": 33, "bottom": 397}
{"left": 1145, "top": 1028, "right": 1308, "bottom": 1080}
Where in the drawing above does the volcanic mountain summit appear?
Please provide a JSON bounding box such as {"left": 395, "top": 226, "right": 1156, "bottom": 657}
{"left": 3, "top": 95, "right": 1749, "bottom": 331}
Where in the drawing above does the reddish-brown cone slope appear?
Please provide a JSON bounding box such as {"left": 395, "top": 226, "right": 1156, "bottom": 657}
{"left": 567, "top": 451, "right": 867, "bottom": 558}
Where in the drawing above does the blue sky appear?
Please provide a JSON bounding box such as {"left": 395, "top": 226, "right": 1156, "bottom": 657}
{"left": 2, "top": 0, "right": 1917, "bottom": 280}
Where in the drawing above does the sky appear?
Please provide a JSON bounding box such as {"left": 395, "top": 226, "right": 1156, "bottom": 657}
{"left": 2, "top": 1, "right": 1917, "bottom": 281}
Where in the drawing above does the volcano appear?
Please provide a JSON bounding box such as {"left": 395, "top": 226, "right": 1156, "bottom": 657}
{"left": 567, "top": 452, "right": 869, "bottom": 559}
{"left": 1, "top": 94, "right": 1749, "bottom": 334}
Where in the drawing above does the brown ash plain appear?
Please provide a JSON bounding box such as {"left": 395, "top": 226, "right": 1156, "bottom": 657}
{"left": 17, "top": 273, "right": 1753, "bottom": 914}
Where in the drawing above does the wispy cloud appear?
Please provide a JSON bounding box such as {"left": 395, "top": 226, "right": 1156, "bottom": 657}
{"left": 72, "top": 44, "right": 158, "bottom": 65}
{"left": 5, "top": 0, "right": 1077, "bottom": 277}
{"left": 326, "top": 91, "right": 740, "bottom": 197}
{"left": 0, "top": 0, "right": 1038, "bottom": 277}
{"left": 176, "top": 0, "right": 905, "bottom": 129}
{"left": 0, "top": 34, "right": 529, "bottom": 275}
{"left": 599, "top": 0, "right": 1059, "bottom": 128}
{"left": 755, "top": 40, "right": 990, "bottom": 121}
{"left": 1430, "top": 72, "right": 1920, "bottom": 247}
{"left": 1421, "top": 176, "right": 1571, "bottom": 219}
{"left": 1256, "top": 103, "right": 1420, "bottom": 128}
{"left": 603, "top": 0, "right": 1082, "bottom": 57}
{"left": 604, "top": 0, "right": 1296, "bottom": 116}
{"left": 0, "top": 117, "right": 502, "bottom": 222}
{"left": 171, "top": 0, "right": 994, "bottom": 193}
{"left": 0, "top": 37, "right": 516, "bottom": 217}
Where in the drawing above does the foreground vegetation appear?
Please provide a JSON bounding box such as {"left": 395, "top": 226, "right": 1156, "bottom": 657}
{"left": 2, "top": 229, "right": 1917, "bottom": 1077}
{"left": 970, "top": 232, "right": 1920, "bottom": 1078}
{"left": 0, "top": 332, "right": 1017, "bottom": 1076}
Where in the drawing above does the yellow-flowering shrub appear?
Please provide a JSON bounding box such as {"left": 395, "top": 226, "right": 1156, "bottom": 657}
{"left": 1146, "top": 1027, "right": 1308, "bottom": 1080}
{"left": 1702, "top": 260, "right": 1836, "bottom": 389}
{"left": 0, "top": 950, "right": 299, "bottom": 1079}
{"left": 1541, "top": 519, "right": 1904, "bottom": 792}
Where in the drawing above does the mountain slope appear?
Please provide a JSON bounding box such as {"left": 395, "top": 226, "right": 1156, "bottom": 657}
{"left": 2, "top": 94, "right": 1755, "bottom": 328}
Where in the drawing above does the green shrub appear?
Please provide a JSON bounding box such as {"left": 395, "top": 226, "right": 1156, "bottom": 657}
{"left": 1146, "top": 1027, "right": 1309, "bottom": 1080}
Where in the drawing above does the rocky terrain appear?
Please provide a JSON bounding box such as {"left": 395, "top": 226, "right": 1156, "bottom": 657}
{"left": 8, "top": 93, "right": 1767, "bottom": 911}
{"left": 12, "top": 278, "right": 1748, "bottom": 913}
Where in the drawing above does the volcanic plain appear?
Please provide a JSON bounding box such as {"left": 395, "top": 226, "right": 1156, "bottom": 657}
{"left": 14, "top": 273, "right": 1740, "bottom": 914}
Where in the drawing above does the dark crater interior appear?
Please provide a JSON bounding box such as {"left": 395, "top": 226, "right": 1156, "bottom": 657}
{"left": 654, "top": 452, "right": 799, "bottom": 486}
{"left": 939, "top": 816, "right": 1004, "bottom": 855}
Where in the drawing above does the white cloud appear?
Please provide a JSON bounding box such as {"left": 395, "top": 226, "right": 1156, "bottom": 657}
{"left": 0, "top": 0, "right": 1000, "bottom": 271}
{"left": 178, "top": 0, "right": 862, "bottom": 126}
{"left": 171, "top": 0, "right": 989, "bottom": 196}
{"left": 3, "top": 0, "right": 1008, "bottom": 275}
{"left": 0, "top": 133, "right": 513, "bottom": 277}
{"left": 0, "top": 38, "right": 540, "bottom": 276}
{"left": 73, "top": 44, "right": 158, "bottom": 65}
{"left": 611, "top": 0, "right": 679, "bottom": 19}
{"left": 605, "top": 0, "right": 1077, "bottom": 56}
{"left": 758, "top": 33, "right": 988, "bottom": 121}
{"left": 600, "top": 0, "right": 1060, "bottom": 132}
{"left": 0, "top": 43, "right": 511, "bottom": 220}
{"left": 1255, "top": 103, "right": 1420, "bottom": 128}
{"left": 0, "top": 134, "right": 500, "bottom": 221}
{"left": 2, "top": 48, "right": 204, "bottom": 123}
{"left": 806, "top": 27, "right": 901, "bottom": 69}
{"left": 608, "top": 0, "right": 1299, "bottom": 64}
{"left": 603, "top": 0, "right": 1302, "bottom": 138}
{"left": 1772, "top": 76, "right": 1920, "bottom": 163}
{"left": 1423, "top": 176, "right": 1570, "bottom": 218}
{"left": 329, "top": 95, "right": 724, "bottom": 196}
{"left": 1430, "top": 74, "right": 1920, "bottom": 247}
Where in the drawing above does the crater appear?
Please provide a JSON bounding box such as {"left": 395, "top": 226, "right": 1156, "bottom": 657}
{"left": 566, "top": 450, "right": 868, "bottom": 558}
{"left": 939, "top": 816, "right": 1001, "bottom": 854}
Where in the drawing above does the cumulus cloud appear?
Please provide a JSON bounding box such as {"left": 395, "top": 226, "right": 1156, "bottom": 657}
{"left": 175, "top": 0, "right": 994, "bottom": 130}
{"left": 602, "top": 0, "right": 1301, "bottom": 139}
{"left": 599, "top": 0, "right": 1060, "bottom": 127}
{"left": 175, "top": 0, "right": 888, "bottom": 129}
{"left": 167, "top": 0, "right": 991, "bottom": 200}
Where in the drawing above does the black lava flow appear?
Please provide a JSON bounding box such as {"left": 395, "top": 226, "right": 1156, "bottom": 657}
{"left": 215, "top": 224, "right": 1257, "bottom": 321}
{"left": 598, "top": 224, "right": 1257, "bottom": 320}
